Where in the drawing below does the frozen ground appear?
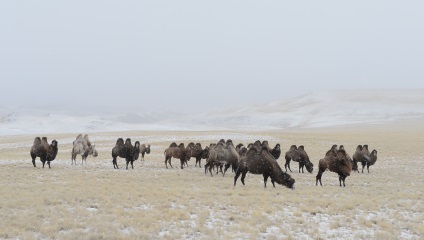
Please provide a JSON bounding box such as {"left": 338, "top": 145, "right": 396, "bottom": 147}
{"left": 1, "top": 89, "right": 423, "bottom": 135}
{"left": 0, "top": 128, "right": 423, "bottom": 239}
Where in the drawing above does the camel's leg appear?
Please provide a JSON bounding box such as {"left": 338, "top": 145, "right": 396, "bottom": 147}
{"left": 126, "top": 160, "right": 129, "bottom": 170}
{"left": 367, "top": 164, "right": 370, "bottom": 173}
{"left": 131, "top": 161, "right": 134, "bottom": 169}
{"left": 361, "top": 162, "right": 366, "bottom": 173}
{"left": 42, "top": 160, "right": 45, "bottom": 168}
{"left": 241, "top": 171, "right": 247, "bottom": 185}
{"left": 204, "top": 162, "right": 208, "bottom": 174}
{"left": 113, "top": 157, "right": 118, "bottom": 169}
{"left": 285, "top": 159, "right": 292, "bottom": 172}
{"left": 180, "top": 159, "right": 184, "bottom": 169}
{"left": 48, "top": 161, "right": 51, "bottom": 169}
{"left": 234, "top": 168, "right": 241, "bottom": 186}
{"left": 223, "top": 164, "right": 231, "bottom": 177}
{"left": 169, "top": 158, "right": 173, "bottom": 169}
{"left": 196, "top": 157, "right": 201, "bottom": 168}
{"left": 209, "top": 164, "right": 214, "bottom": 177}
{"left": 142, "top": 153, "right": 145, "bottom": 161}
{"left": 339, "top": 174, "right": 346, "bottom": 187}
{"left": 316, "top": 170, "right": 324, "bottom": 186}
{"left": 31, "top": 155, "right": 36, "bottom": 168}
{"left": 271, "top": 179, "right": 276, "bottom": 188}
{"left": 263, "top": 175, "right": 269, "bottom": 188}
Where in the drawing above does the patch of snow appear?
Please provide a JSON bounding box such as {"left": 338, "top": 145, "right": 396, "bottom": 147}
{"left": 86, "top": 207, "right": 98, "bottom": 212}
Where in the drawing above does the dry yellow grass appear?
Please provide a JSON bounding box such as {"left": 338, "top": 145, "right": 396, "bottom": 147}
{"left": 0, "top": 122, "right": 423, "bottom": 239}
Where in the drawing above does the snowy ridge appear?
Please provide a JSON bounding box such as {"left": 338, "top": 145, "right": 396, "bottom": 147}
{"left": 1, "top": 89, "right": 423, "bottom": 135}
{"left": 165, "top": 89, "right": 424, "bottom": 129}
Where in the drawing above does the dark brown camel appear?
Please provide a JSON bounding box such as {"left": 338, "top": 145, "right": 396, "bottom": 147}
{"left": 316, "top": 149, "right": 352, "bottom": 187}
{"left": 234, "top": 147, "right": 295, "bottom": 189}
{"left": 30, "top": 137, "right": 58, "bottom": 168}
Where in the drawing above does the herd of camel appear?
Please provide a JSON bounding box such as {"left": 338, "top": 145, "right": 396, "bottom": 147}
{"left": 29, "top": 134, "right": 378, "bottom": 189}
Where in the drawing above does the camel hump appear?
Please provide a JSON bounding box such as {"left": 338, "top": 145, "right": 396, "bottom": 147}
{"left": 356, "top": 145, "right": 363, "bottom": 151}
{"left": 337, "top": 149, "right": 347, "bottom": 158}
{"left": 83, "top": 135, "right": 92, "bottom": 146}
{"left": 76, "top": 134, "right": 83, "bottom": 140}
{"left": 33, "top": 137, "right": 42, "bottom": 146}
{"left": 116, "top": 138, "right": 124, "bottom": 145}
{"left": 125, "top": 138, "right": 132, "bottom": 145}
{"left": 260, "top": 146, "right": 269, "bottom": 154}
{"left": 246, "top": 147, "right": 257, "bottom": 155}
{"left": 290, "top": 145, "right": 297, "bottom": 150}
{"left": 298, "top": 145, "right": 305, "bottom": 150}
{"left": 41, "top": 137, "right": 48, "bottom": 144}
{"left": 325, "top": 149, "right": 335, "bottom": 157}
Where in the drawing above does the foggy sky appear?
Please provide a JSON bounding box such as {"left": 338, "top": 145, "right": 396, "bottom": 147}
{"left": 1, "top": 1, "right": 423, "bottom": 114}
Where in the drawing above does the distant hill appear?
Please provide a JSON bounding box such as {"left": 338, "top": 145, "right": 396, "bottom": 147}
{"left": 1, "top": 89, "right": 423, "bottom": 135}
{"left": 168, "top": 89, "right": 424, "bottom": 129}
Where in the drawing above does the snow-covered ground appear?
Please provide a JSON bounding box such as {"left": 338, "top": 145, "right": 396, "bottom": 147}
{"left": 1, "top": 89, "right": 423, "bottom": 135}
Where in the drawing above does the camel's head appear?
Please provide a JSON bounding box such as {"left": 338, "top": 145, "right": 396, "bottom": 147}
{"left": 92, "top": 145, "right": 98, "bottom": 157}
{"left": 281, "top": 172, "right": 295, "bottom": 190}
{"left": 305, "top": 161, "right": 314, "bottom": 173}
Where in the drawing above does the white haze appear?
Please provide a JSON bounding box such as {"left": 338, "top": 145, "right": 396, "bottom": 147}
{"left": 1, "top": 1, "right": 424, "bottom": 114}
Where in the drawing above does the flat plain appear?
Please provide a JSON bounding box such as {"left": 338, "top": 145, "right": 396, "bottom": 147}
{"left": 0, "top": 122, "right": 423, "bottom": 239}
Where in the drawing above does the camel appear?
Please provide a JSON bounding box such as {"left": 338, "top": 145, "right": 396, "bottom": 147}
{"left": 72, "top": 134, "right": 98, "bottom": 165}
